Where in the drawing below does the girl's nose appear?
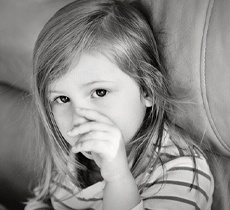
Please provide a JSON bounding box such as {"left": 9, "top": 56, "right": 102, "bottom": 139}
{"left": 72, "top": 108, "right": 88, "bottom": 127}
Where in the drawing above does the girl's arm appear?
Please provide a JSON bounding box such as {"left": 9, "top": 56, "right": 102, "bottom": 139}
{"left": 103, "top": 170, "right": 140, "bottom": 210}
{"left": 69, "top": 108, "right": 141, "bottom": 210}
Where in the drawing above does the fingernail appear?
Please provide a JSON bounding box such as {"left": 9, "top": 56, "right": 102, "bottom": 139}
{"left": 67, "top": 131, "right": 72, "bottom": 136}
{"left": 71, "top": 147, "right": 78, "bottom": 153}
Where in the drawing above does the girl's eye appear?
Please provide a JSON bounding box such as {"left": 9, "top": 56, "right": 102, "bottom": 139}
{"left": 92, "top": 89, "right": 108, "bottom": 98}
{"left": 55, "top": 96, "right": 70, "bottom": 104}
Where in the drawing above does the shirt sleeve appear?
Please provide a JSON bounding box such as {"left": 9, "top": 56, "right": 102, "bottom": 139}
{"left": 130, "top": 201, "right": 144, "bottom": 210}
{"left": 130, "top": 156, "right": 214, "bottom": 210}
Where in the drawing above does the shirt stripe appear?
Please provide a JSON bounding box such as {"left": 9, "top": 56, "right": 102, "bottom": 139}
{"left": 53, "top": 197, "right": 76, "bottom": 210}
{"left": 168, "top": 166, "right": 212, "bottom": 181}
{"left": 52, "top": 180, "right": 74, "bottom": 195}
{"left": 153, "top": 180, "right": 209, "bottom": 201}
{"left": 77, "top": 197, "right": 103, "bottom": 202}
{"left": 143, "top": 195, "right": 201, "bottom": 210}
{"left": 53, "top": 196, "right": 96, "bottom": 210}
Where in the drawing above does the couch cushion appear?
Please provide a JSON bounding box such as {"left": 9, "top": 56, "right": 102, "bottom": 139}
{"left": 0, "top": 84, "right": 37, "bottom": 209}
{"left": 144, "top": 0, "right": 230, "bottom": 156}
{"left": 0, "top": 0, "right": 73, "bottom": 91}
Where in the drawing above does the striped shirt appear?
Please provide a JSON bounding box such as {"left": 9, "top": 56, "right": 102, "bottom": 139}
{"left": 25, "top": 133, "right": 214, "bottom": 210}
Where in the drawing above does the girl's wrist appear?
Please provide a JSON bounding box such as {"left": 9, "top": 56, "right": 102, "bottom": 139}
{"left": 101, "top": 159, "right": 132, "bottom": 183}
{"left": 103, "top": 169, "right": 140, "bottom": 210}
{"left": 104, "top": 169, "right": 134, "bottom": 183}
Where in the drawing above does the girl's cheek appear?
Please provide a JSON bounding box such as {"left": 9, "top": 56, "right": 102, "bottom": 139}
{"left": 55, "top": 120, "right": 76, "bottom": 146}
{"left": 53, "top": 110, "right": 72, "bottom": 137}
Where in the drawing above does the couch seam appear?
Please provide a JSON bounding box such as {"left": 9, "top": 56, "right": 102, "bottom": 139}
{"left": 200, "top": 0, "right": 230, "bottom": 153}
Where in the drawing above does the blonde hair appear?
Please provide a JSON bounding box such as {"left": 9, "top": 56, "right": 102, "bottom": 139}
{"left": 32, "top": 0, "right": 199, "bottom": 200}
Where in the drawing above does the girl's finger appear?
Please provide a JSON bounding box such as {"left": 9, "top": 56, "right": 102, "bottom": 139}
{"left": 67, "top": 121, "right": 113, "bottom": 137}
{"left": 75, "top": 108, "right": 113, "bottom": 125}
{"left": 72, "top": 139, "right": 112, "bottom": 159}
{"left": 81, "top": 151, "right": 94, "bottom": 160}
{"left": 72, "top": 130, "right": 121, "bottom": 160}
{"left": 73, "top": 131, "right": 105, "bottom": 145}
{"left": 73, "top": 130, "right": 116, "bottom": 145}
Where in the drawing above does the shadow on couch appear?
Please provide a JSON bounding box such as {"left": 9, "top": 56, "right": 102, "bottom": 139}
{"left": 0, "top": 83, "right": 39, "bottom": 210}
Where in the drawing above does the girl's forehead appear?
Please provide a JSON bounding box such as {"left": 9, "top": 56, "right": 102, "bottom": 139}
{"left": 72, "top": 53, "right": 120, "bottom": 77}
{"left": 48, "top": 53, "right": 137, "bottom": 91}
{"left": 49, "top": 53, "right": 122, "bottom": 83}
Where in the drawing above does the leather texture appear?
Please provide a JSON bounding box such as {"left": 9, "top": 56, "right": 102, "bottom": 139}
{"left": 142, "top": 0, "right": 230, "bottom": 156}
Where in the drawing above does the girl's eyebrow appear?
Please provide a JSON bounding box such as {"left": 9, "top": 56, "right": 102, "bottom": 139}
{"left": 48, "top": 81, "right": 115, "bottom": 93}
{"left": 48, "top": 90, "right": 64, "bottom": 94}
{"left": 81, "top": 80, "right": 115, "bottom": 87}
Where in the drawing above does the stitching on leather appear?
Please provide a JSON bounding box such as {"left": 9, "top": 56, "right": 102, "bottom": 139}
{"left": 200, "top": 0, "right": 230, "bottom": 152}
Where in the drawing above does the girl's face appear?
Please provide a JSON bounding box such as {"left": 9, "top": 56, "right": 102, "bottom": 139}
{"left": 48, "top": 53, "right": 152, "bottom": 146}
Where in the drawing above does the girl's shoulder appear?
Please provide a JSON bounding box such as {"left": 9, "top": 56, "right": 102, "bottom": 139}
{"left": 138, "top": 154, "right": 214, "bottom": 210}
{"left": 146, "top": 132, "right": 213, "bottom": 187}
{"left": 156, "top": 129, "right": 213, "bottom": 186}
{"left": 137, "top": 131, "right": 214, "bottom": 210}
{"left": 157, "top": 126, "right": 207, "bottom": 162}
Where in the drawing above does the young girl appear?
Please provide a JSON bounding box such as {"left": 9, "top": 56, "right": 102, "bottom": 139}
{"left": 25, "top": 0, "right": 214, "bottom": 209}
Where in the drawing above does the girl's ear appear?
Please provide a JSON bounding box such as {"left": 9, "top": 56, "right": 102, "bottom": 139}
{"left": 142, "top": 92, "right": 153, "bottom": 107}
{"left": 143, "top": 97, "right": 153, "bottom": 107}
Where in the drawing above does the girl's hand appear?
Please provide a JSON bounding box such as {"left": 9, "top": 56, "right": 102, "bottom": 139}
{"left": 67, "top": 108, "right": 131, "bottom": 182}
